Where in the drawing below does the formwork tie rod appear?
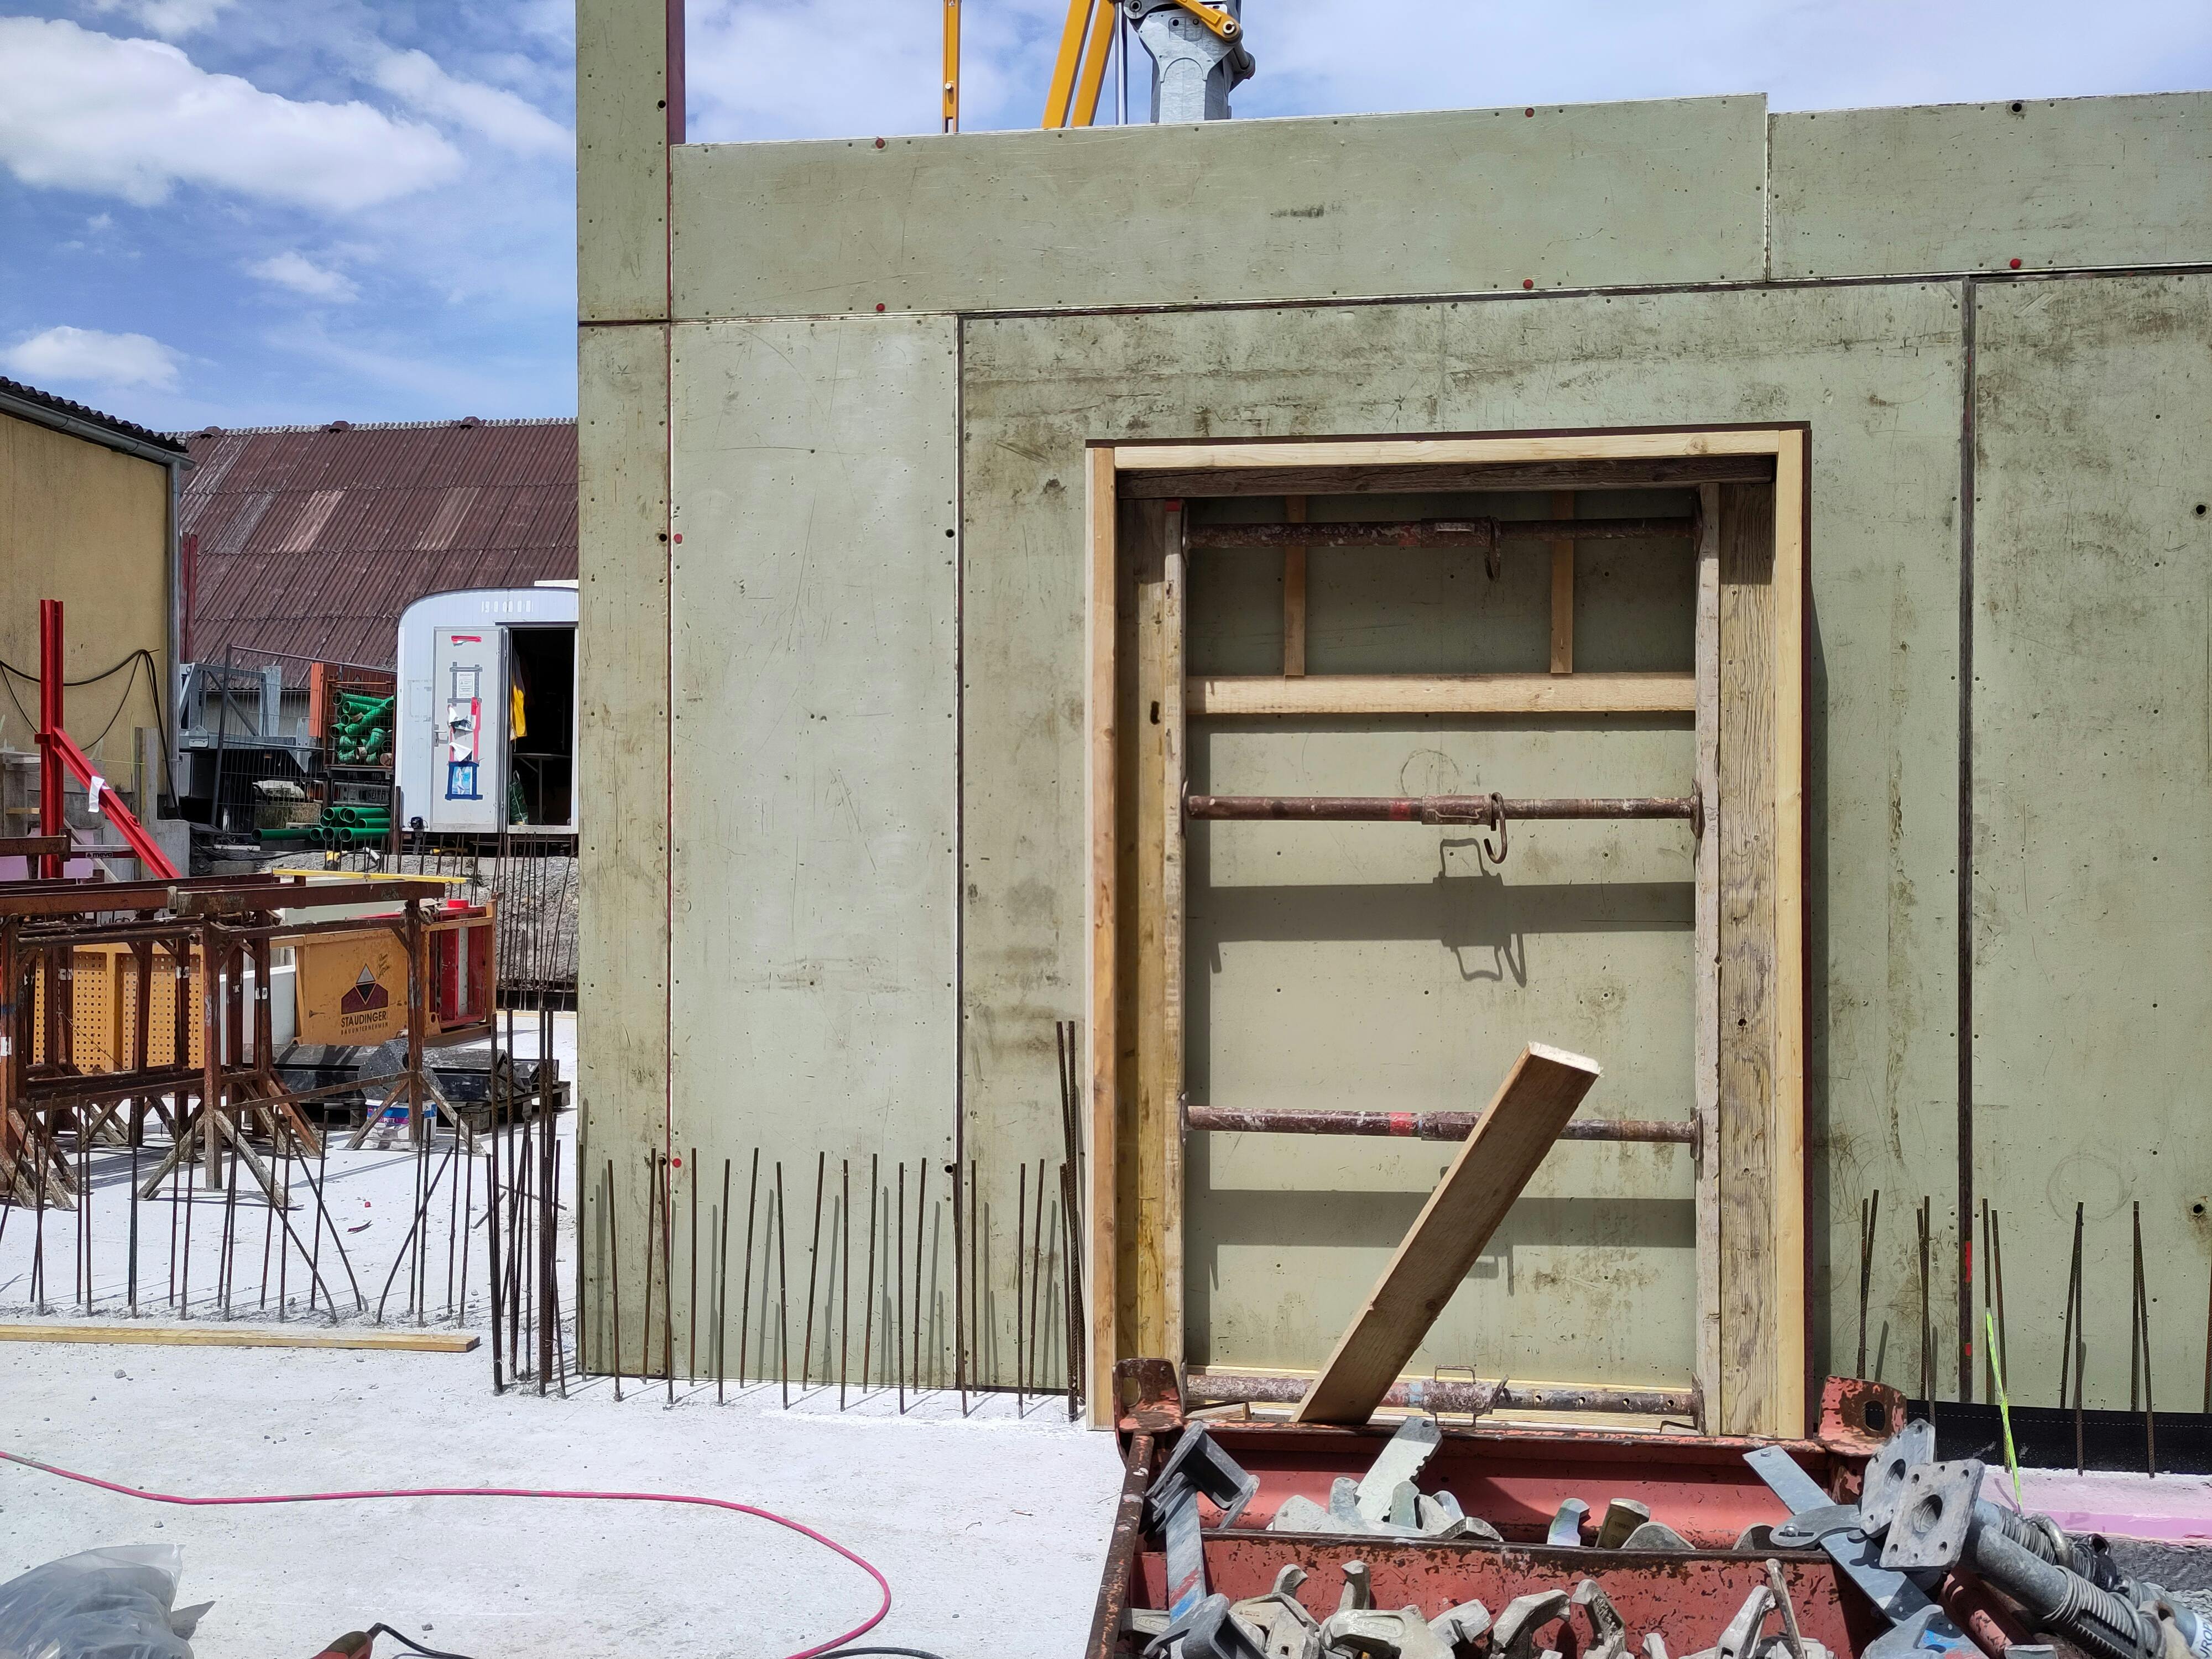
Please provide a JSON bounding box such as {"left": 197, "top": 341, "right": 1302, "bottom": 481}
{"left": 1182, "top": 1103, "right": 1695, "bottom": 1147}
{"left": 1185, "top": 791, "right": 1699, "bottom": 825}
{"left": 1185, "top": 515, "right": 1694, "bottom": 550}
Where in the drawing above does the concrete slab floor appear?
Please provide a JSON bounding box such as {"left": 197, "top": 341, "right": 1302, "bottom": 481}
{"left": 0, "top": 1341, "right": 1123, "bottom": 1658}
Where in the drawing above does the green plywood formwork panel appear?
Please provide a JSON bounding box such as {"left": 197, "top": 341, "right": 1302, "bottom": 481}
{"left": 1970, "top": 272, "right": 2212, "bottom": 1413}
{"left": 960, "top": 283, "right": 1966, "bottom": 1391}
{"left": 1771, "top": 93, "right": 2212, "bottom": 281}
{"left": 671, "top": 97, "right": 1767, "bottom": 322}
{"left": 654, "top": 316, "right": 973, "bottom": 1390}
{"left": 577, "top": 0, "right": 673, "bottom": 321}
{"left": 576, "top": 321, "right": 672, "bottom": 1368}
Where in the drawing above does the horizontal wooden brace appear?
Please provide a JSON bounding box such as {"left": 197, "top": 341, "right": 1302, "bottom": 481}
{"left": 1186, "top": 672, "right": 1694, "bottom": 718}
{"left": 0, "top": 1323, "right": 479, "bottom": 1352}
{"left": 1120, "top": 453, "right": 1777, "bottom": 500}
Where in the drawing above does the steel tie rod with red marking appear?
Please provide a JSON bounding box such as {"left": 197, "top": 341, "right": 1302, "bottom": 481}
{"left": 1184, "top": 791, "right": 1700, "bottom": 825}
{"left": 1183, "top": 515, "right": 1695, "bottom": 549}
{"left": 1182, "top": 1102, "right": 1695, "bottom": 1147}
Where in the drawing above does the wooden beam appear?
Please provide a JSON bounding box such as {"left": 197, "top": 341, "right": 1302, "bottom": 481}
{"left": 1117, "top": 455, "right": 1781, "bottom": 499}
{"left": 1717, "top": 480, "right": 1777, "bottom": 1436}
{"left": 1549, "top": 490, "right": 1574, "bottom": 675}
{"left": 1771, "top": 436, "right": 1808, "bottom": 1437}
{"left": 0, "top": 1323, "right": 478, "bottom": 1352}
{"left": 1187, "top": 672, "right": 1693, "bottom": 719}
{"left": 1692, "top": 482, "right": 1723, "bottom": 1425}
{"left": 1160, "top": 508, "right": 1187, "bottom": 1371}
{"left": 1085, "top": 443, "right": 1120, "bottom": 1426}
{"left": 1282, "top": 495, "right": 1307, "bottom": 677}
{"left": 1292, "top": 1044, "right": 1602, "bottom": 1425}
{"left": 1128, "top": 501, "right": 1179, "bottom": 1370}
{"left": 1112, "top": 431, "right": 1791, "bottom": 478}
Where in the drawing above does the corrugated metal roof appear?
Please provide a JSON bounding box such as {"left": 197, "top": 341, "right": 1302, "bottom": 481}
{"left": 0, "top": 374, "right": 187, "bottom": 458}
{"left": 176, "top": 418, "right": 575, "bottom": 679}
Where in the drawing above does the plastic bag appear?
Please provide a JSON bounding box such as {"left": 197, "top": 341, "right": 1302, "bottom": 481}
{"left": 0, "top": 1546, "right": 194, "bottom": 1659}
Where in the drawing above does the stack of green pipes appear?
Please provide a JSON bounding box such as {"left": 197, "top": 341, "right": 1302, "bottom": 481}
{"left": 260, "top": 801, "right": 394, "bottom": 847}
{"left": 331, "top": 688, "right": 394, "bottom": 766}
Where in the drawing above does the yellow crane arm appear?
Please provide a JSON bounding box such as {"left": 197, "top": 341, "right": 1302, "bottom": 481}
{"left": 1041, "top": 0, "right": 1118, "bottom": 128}
{"left": 1171, "top": 0, "right": 1238, "bottom": 40}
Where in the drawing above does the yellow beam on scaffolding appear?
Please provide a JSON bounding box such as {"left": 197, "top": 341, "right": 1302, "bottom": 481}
{"left": 1070, "top": 0, "right": 1116, "bottom": 126}
{"left": 942, "top": 0, "right": 962, "bottom": 132}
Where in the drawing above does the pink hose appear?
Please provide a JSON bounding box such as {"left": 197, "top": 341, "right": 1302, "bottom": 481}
{"left": 0, "top": 1448, "right": 889, "bottom": 1659}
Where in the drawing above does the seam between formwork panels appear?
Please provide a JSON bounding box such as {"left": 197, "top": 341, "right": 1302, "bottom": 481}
{"left": 953, "top": 316, "right": 967, "bottom": 1220}
{"left": 842, "top": 260, "right": 2212, "bottom": 326}
{"left": 1956, "top": 276, "right": 1979, "bottom": 1404}
{"left": 1761, "top": 113, "right": 1773, "bottom": 284}
{"left": 663, "top": 15, "right": 679, "bottom": 1173}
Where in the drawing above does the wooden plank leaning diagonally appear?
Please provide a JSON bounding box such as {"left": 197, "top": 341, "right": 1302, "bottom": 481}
{"left": 1292, "top": 1042, "right": 1603, "bottom": 1425}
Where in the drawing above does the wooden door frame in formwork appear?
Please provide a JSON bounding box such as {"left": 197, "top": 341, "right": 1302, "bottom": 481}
{"left": 1083, "top": 427, "right": 1809, "bottom": 1434}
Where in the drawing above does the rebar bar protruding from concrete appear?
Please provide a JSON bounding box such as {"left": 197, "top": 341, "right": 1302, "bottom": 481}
{"left": 293, "top": 1138, "right": 364, "bottom": 1316}
{"left": 775, "top": 1160, "right": 790, "bottom": 1409}
{"left": 1027, "top": 1156, "right": 1047, "bottom": 1402}
{"left": 127, "top": 1140, "right": 140, "bottom": 1316}
{"left": 718, "top": 1156, "right": 732, "bottom": 1404}
{"left": 801, "top": 1150, "right": 825, "bottom": 1392}
{"left": 605, "top": 1159, "right": 622, "bottom": 1402}
{"left": 220, "top": 1133, "right": 239, "bottom": 1317}
{"left": 306, "top": 1135, "right": 327, "bottom": 1313}
{"left": 32, "top": 1132, "right": 48, "bottom": 1316}
{"left": 967, "top": 1157, "right": 979, "bottom": 1406}
{"left": 2132, "top": 1201, "right": 2155, "bottom": 1475}
{"left": 839, "top": 1157, "right": 851, "bottom": 1411}
{"left": 376, "top": 1138, "right": 460, "bottom": 1324}
{"left": 166, "top": 1147, "right": 180, "bottom": 1307}
{"left": 895, "top": 1161, "right": 907, "bottom": 1414}
{"left": 1991, "top": 1205, "right": 2010, "bottom": 1402}
{"left": 640, "top": 1152, "right": 659, "bottom": 1383}
{"left": 82, "top": 1135, "right": 95, "bottom": 1312}
{"left": 688, "top": 1145, "right": 700, "bottom": 1384}
{"left": 952, "top": 1154, "right": 968, "bottom": 1416}
{"left": 1015, "top": 1161, "right": 1027, "bottom": 1412}
{"left": 711, "top": 1199, "right": 724, "bottom": 1402}
{"left": 1857, "top": 1190, "right": 1880, "bottom": 1378}
{"left": 1061, "top": 1159, "right": 1081, "bottom": 1422}
{"left": 456, "top": 1149, "right": 472, "bottom": 1326}
{"left": 487, "top": 1149, "right": 504, "bottom": 1394}
{"left": 1917, "top": 1196, "right": 1933, "bottom": 1410}
{"left": 738, "top": 1149, "right": 759, "bottom": 1386}
{"left": 662, "top": 1156, "right": 675, "bottom": 1405}
{"left": 862, "top": 1154, "right": 879, "bottom": 1395}
{"left": 911, "top": 1157, "right": 928, "bottom": 1396}
{"left": 445, "top": 1132, "right": 461, "bottom": 1319}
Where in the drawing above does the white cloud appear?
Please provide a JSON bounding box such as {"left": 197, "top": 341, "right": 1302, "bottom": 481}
{"left": 372, "top": 49, "right": 571, "bottom": 158}
{"left": 249, "top": 251, "right": 359, "bottom": 302}
{"left": 80, "top": 0, "right": 232, "bottom": 40}
{"left": 3, "top": 325, "right": 181, "bottom": 393}
{"left": 0, "top": 18, "right": 462, "bottom": 212}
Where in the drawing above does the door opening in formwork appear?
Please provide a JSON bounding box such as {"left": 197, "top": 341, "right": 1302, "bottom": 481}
{"left": 1084, "top": 429, "right": 1806, "bottom": 1436}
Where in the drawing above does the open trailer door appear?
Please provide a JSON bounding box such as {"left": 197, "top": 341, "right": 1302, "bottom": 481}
{"left": 429, "top": 626, "right": 505, "bottom": 833}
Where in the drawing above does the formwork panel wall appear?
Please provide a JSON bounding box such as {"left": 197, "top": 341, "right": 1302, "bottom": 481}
{"left": 670, "top": 97, "right": 1768, "bottom": 321}
{"left": 658, "top": 316, "right": 969, "bottom": 1390}
{"left": 961, "top": 283, "right": 1965, "bottom": 1391}
{"left": 1969, "top": 272, "right": 2212, "bottom": 1412}
{"left": 1769, "top": 92, "right": 2212, "bottom": 280}
{"left": 575, "top": 321, "right": 672, "bottom": 1366}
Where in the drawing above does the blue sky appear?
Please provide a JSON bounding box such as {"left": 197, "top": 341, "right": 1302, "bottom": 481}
{"left": 2, "top": 0, "right": 2208, "bottom": 432}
